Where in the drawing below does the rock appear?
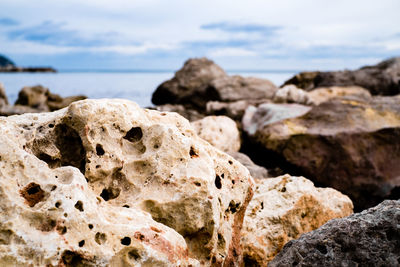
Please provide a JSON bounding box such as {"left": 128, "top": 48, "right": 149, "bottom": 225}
{"left": 191, "top": 115, "right": 241, "bottom": 153}
{"left": 228, "top": 152, "right": 269, "bottom": 180}
{"left": 152, "top": 58, "right": 277, "bottom": 111}
{"left": 154, "top": 104, "right": 205, "bottom": 121}
{"left": 283, "top": 57, "right": 400, "bottom": 95}
{"left": 0, "top": 115, "right": 198, "bottom": 266}
{"left": 273, "top": 85, "right": 312, "bottom": 105}
{"left": 241, "top": 175, "right": 353, "bottom": 266}
{"left": 243, "top": 96, "right": 400, "bottom": 210}
{"left": 206, "top": 99, "right": 268, "bottom": 122}
{"left": 308, "top": 86, "right": 372, "bottom": 105}
{"left": 0, "top": 104, "right": 42, "bottom": 116}
{"left": 0, "top": 83, "right": 8, "bottom": 106}
{"left": 152, "top": 58, "right": 227, "bottom": 109}
{"left": 242, "top": 103, "right": 312, "bottom": 135}
{"left": 2, "top": 99, "right": 254, "bottom": 266}
{"left": 269, "top": 199, "right": 400, "bottom": 267}
{"left": 209, "top": 75, "right": 277, "bottom": 103}
{"left": 14, "top": 85, "right": 86, "bottom": 112}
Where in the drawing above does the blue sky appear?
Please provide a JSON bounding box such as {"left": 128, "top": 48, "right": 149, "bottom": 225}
{"left": 0, "top": 0, "right": 399, "bottom": 71}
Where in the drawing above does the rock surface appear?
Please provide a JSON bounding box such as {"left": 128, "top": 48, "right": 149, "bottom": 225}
{"left": 241, "top": 175, "right": 353, "bottom": 266}
{"left": 308, "top": 86, "right": 372, "bottom": 105}
{"left": 1, "top": 99, "right": 254, "bottom": 266}
{"left": 269, "top": 199, "right": 400, "bottom": 267}
{"left": 0, "top": 113, "right": 197, "bottom": 266}
{"left": 283, "top": 57, "right": 400, "bottom": 95}
{"left": 154, "top": 104, "right": 205, "bottom": 121}
{"left": 152, "top": 58, "right": 277, "bottom": 111}
{"left": 228, "top": 152, "right": 269, "bottom": 180}
{"left": 243, "top": 96, "right": 400, "bottom": 210}
{"left": 273, "top": 85, "right": 311, "bottom": 105}
{"left": 15, "top": 85, "right": 87, "bottom": 112}
{"left": 191, "top": 115, "right": 241, "bottom": 153}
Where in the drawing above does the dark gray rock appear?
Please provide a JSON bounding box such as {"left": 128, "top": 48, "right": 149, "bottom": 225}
{"left": 284, "top": 57, "right": 400, "bottom": 96}
{"left": 269, "top": 200, "right": 400, "bottom": 267}
{"left": 228, "top": 152, "right": 269, "bottom": 179}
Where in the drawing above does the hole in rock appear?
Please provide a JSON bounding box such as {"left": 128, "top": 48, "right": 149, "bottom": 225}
{"left": 190, "top": 146, "right": 199, "bottom": 158}
{"left": 88, "top": 224, "right": 93, "bottom": 229}
{"left": 194, "top": 182, "right": 201, "bottom": 187}
{"left": 56, "top": 224, "right": 67, "bottom": 235}
{"left": 74, "top": 201, "right": 84, "bottom": 212}
{"left": 228, "top": 160, "right": 233, "bottom": 165}
{"left": 54, "top": 123, "right": 86, "bottom": 174}
{"left": 48, "top": 123, "right": 54, "bottom": 128}
{"left": 51, "top": 185, "right": 57, "bottom": 191}
{"left": 20, "top": 182, "right": 45, "bottom": 207}
{"left": 39, "top": 219, "right": 57, "bottom": 232}
{"left": 123, "top": 205, "right": 130, "bottom": 208}
{"left": 96, "top": 144, "right": 105, "bottom": 156}
{"left": 121, "top": 237, "right": 131, "bottom": 246}
{"left": 95, "top": 232, "right": 107, "bottom": 245}
{"left": 124, "top": 127, "right": 143, "bottom": 143}
{"left": 215, "top": 175, "right": 222, "bottom": 189}
{"left": 78, "top": 240, "right": 85, "bottom": 247}
{"left": 100, "top": 187, "right": 120, "bottom": 201}
{"left": 227, "top": 201, "right": 240, "bottom": 213}
{"left": 316, "top": 244, "right": 328, "bottom": 254}
{"left": 55, "top": 201, "right": 61, "bottom": 208}
{"left": 128, "top": 249, "right": 141, "bottom": 260}
{"left": 281, "top": 187, "right": 287, "bottom": 192}
{"left": 61, "top": 250, "right": 86, "bottom": 266}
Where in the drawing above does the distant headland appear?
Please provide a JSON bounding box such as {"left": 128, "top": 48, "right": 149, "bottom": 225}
{"left": 0, "top": 54, "right": 56, "bottom": 73}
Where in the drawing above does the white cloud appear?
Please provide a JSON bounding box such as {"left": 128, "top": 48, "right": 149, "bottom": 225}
{"left": 209, "top": 48, "right": 257, "bottom": 57}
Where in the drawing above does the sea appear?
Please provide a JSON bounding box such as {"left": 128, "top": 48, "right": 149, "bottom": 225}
{"left": 0, "top": 70, "right": 296, "bottom": 107}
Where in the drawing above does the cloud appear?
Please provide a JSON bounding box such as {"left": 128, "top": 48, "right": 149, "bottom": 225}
{"left": 0, "top": 17, "right": 19, "bottom": 26}
{"left": 7, "top": 20, "right": 119, "bottom": 47}
{"left": 208, "top": 47, "right": 257, "bottom": 57}
{"left": 201, "top": 22, "right": 282, "bottom": 35}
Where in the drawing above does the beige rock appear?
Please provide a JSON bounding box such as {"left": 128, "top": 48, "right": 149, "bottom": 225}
{"left": 273, "top": 85, "right": 312, "bottom": 105}
{"left": 3, "top": 99, "right": 254, "bottom": 266}
{"left": 308, "top": 86, "right": 372, "bottom": 105}
{"left": 241, "top": 175, "right": 353, "bottom": 266}
{"left": 0, "top": 118, "right": 197, "bottom": 266}
{"left": 191, "top": 115, "right": 241, "bottom": 153}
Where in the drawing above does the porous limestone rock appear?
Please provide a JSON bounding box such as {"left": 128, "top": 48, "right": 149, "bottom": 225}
{"left": 241, "top": 175, "right": 353, "bottom": 266}
{"left": 2, "top": 99, "right": 254, "bottom": 266}
{"left": 308, "top": 86, "right": 371, "bottom": 105}
{"left": 191, "top": 115, "right": 241, "bottom": 153}
{"left": 0, "top": 116, "right": 197, "bottom": 266}
{"left": 269, "top": 200, "right": 400, "bottom": 267}
{"left": 273, "top": 85, "right": 311, "bottom": 105}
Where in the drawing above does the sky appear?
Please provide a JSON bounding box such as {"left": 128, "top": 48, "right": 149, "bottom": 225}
{"left": 0, "top": 0, "right": 399, "bottom": 71}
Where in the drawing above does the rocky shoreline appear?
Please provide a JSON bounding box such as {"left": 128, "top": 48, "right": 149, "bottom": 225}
{"left": 0, "top": 57, "right": 399, "bottom": 266}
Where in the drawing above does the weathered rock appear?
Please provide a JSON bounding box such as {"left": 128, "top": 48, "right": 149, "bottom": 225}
{"left": 308, "top": 85, "right": 372, "bottom": 105}
{"left": 242, "top": 103, "right": 311, "bottom": 135}
{"left": 152, "top": 58, "right": 277, "bottom": 111}
{"left": 243, "top": 96, "right": 400, "bottom": 210}
{"left": 241, "top": 175, "right": 353, "bottom": 266}
{"left": 269, "top": 199, "right": 400, "bottom": 267}
{"left": 206, "top": 99, "right": 269, "bottom": 122}
{"left": 0, "top": 83, "right": 8, "bottom": 106}
{"left": 0, "top": 104, "right": 42, "bottom": 116}
{"left": 283, "top": 57, "right": 400, "bottom": 95}
{"left": 191, "top": 115, "right": 241, "bottom": 153}
{"left": 228, "top": 152, "right": 269, "bottom": 180}
{"left": 3, "top": 99, "right": 254, "bottom": 266}
{"left": 154, "top": 104, "right": 205, "bottom": 121}
{"left": 273, "top": 85, "right": 312, "bottom": 105}
{"left": 152, "top": 58, "right": 227, "bottom": 109}
{"left": 15, "top": 85, "right": 86, "bottom": 112}
{"left": 209, "top": 75, "right": 277, "bottom": 103}
{"left": 0, "top": 115, "right": 198, "bottom": 266}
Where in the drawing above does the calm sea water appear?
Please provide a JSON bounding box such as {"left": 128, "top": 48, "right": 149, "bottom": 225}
{"left": 0, "top": 71, "right": 295, "bottom": 107}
